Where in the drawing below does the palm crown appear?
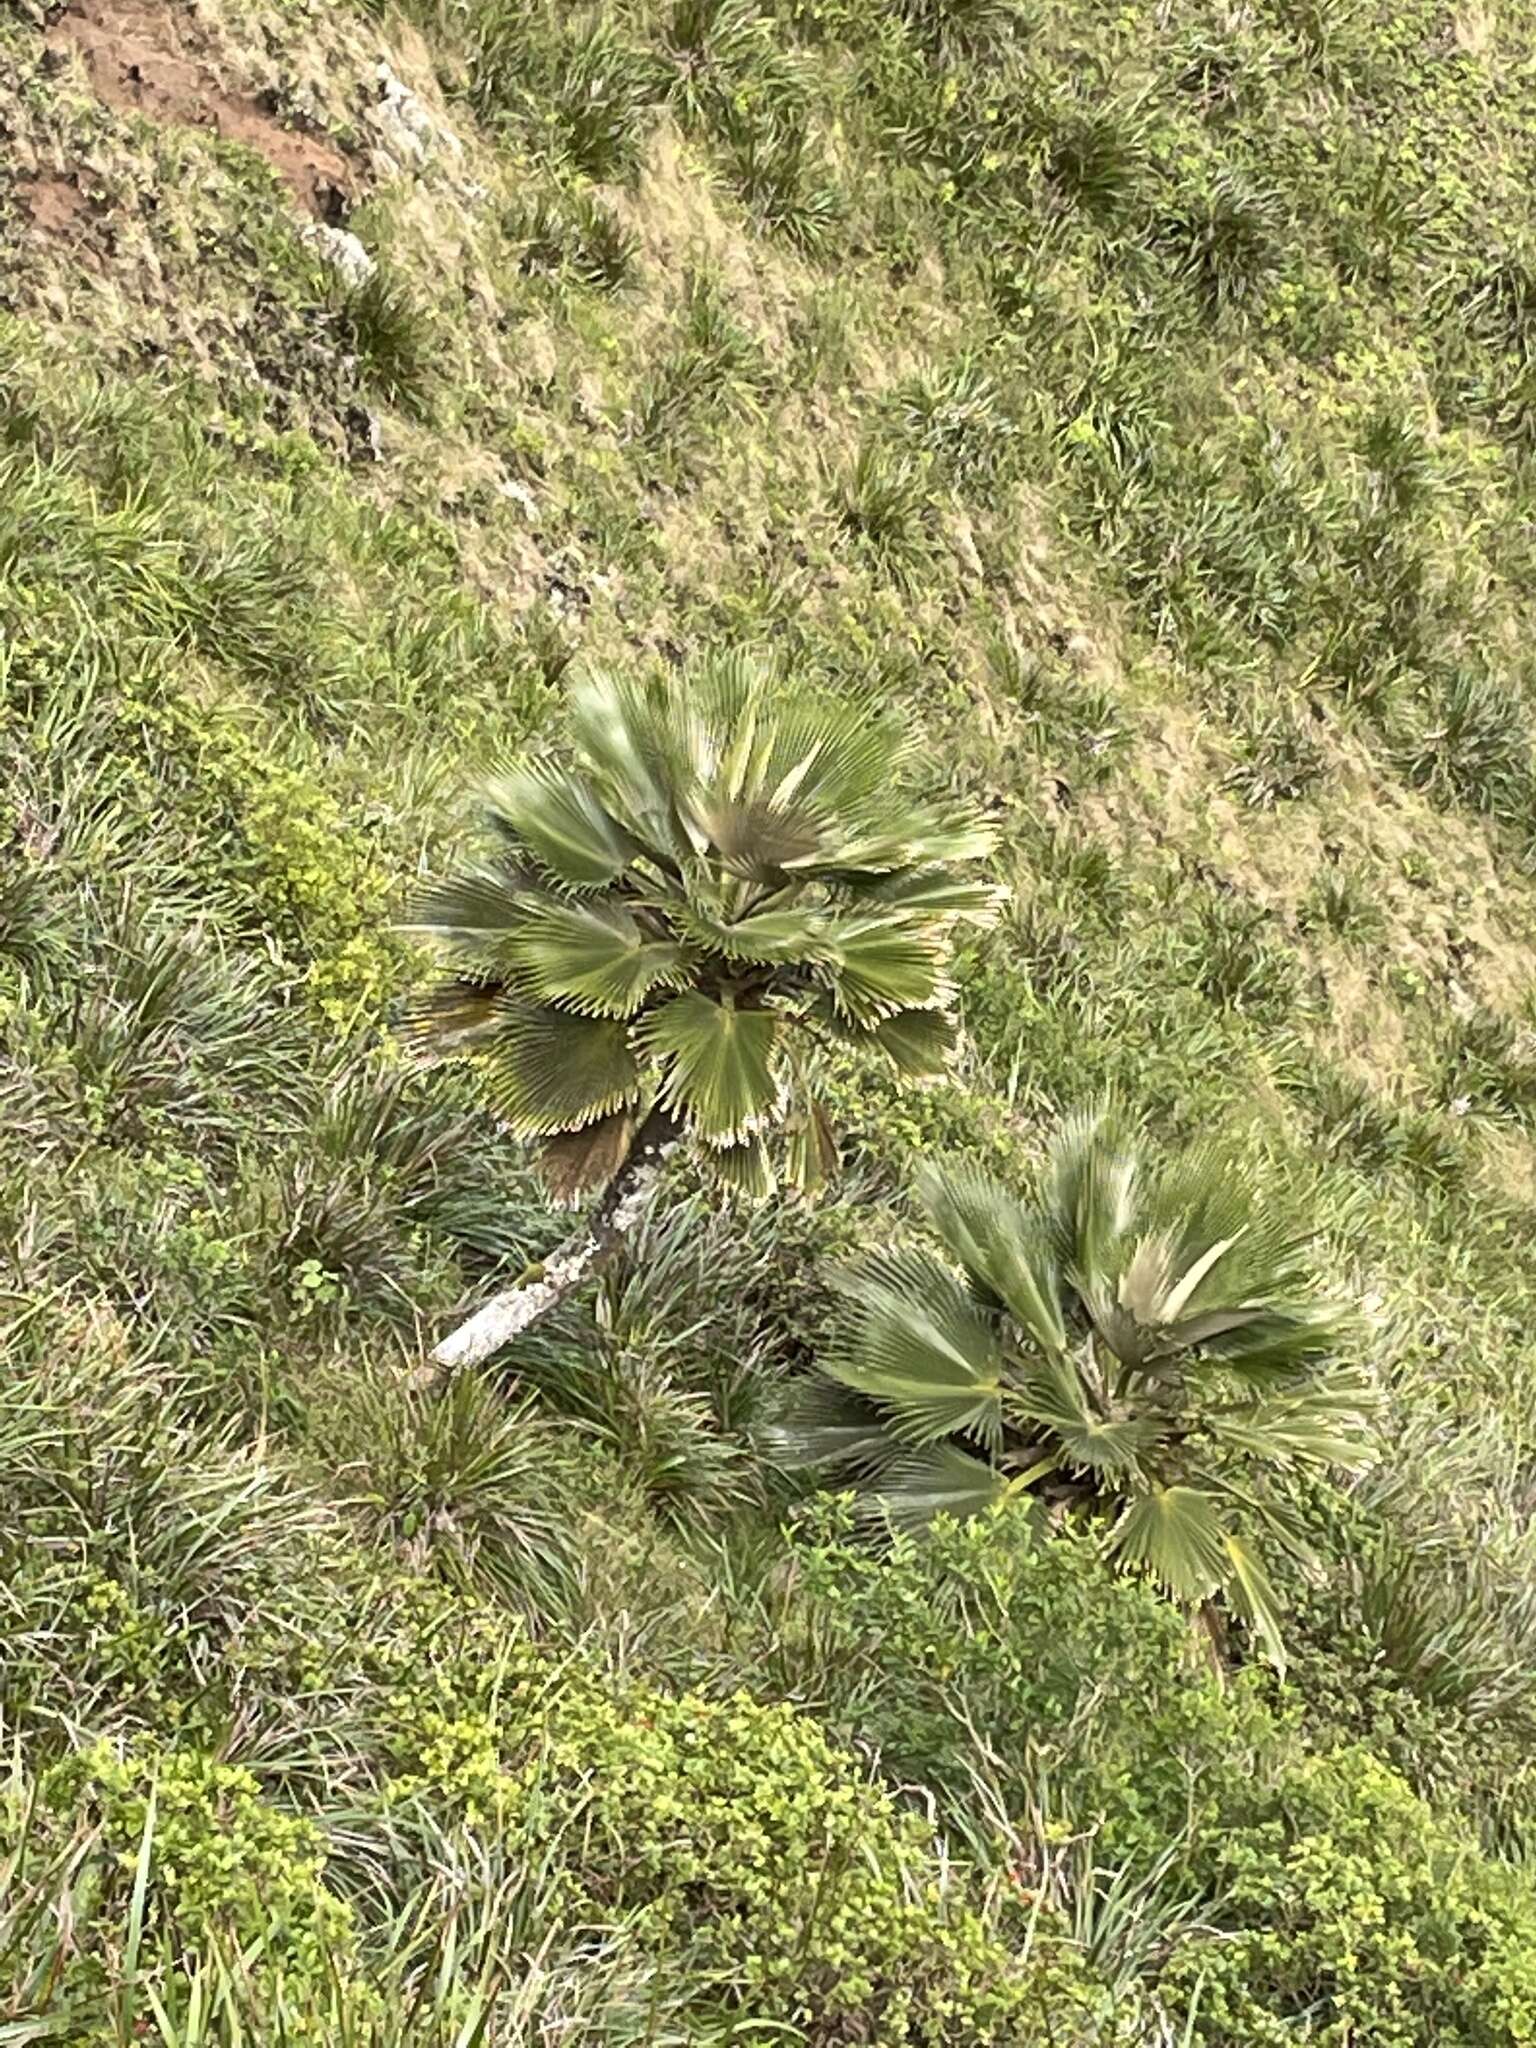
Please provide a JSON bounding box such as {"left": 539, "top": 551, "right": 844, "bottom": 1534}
{"left": 779, "top": 1110, "right": 1373, "bottom": 1666}
{"left": 405, "top": 653, "right": 1000, "bottom": 1198}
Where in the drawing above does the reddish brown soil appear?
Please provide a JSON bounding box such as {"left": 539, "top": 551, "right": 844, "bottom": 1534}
{"left": 43, "top": 0, "right": 354, "bottom": 218}
{"left": 18, "top": 171, "right": 92, "bottom": 235}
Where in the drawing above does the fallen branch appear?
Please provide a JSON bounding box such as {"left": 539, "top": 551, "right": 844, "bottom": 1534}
{"left": 430, "top": 1105, "right": 681, "bottom": 1373}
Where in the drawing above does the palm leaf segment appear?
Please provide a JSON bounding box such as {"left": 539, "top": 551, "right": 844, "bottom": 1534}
{"left": 404, "top": 653, "right": 1000, "bottom": 1192}
{"left": 779, "top": 1110, "right": 1373, "bottom": 1667}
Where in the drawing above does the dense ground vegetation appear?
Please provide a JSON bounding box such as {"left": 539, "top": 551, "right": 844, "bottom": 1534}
{"left": 11, "top": 0, "right": 1536, "bottom": 2036}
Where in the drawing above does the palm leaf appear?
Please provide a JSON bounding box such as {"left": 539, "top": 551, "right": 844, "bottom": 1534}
{"left": 638, "top": 991, "right": 785, "bottom": 1142}
{"left": 869, "top": 1006, "right": 960, "bottom": 1076}
{"left": 1107, "top": 1485, "right": 1230, "bottom": 1605}
{"left": 1015, "top": 1354, "right": 1158, "bottom": 1477}
{"left": 768, "top": 1381, "right": 897, "bottom": 1472}
{"left": 506, "top": 895, "right": 693, "bottom": 1016}
{"left": 400, "top": 866, "right": 530, "bottom": 949}
{"left": 539, "top": 1109, "right": 636, "bottom": 1203}
{"left": 1117, "top": 1228, "right": 1191, "bottom": 1326}
{"left": 481, "top": 1005, "right": 641, "bottom": 1138}
{"left": 399, "top": 980, "right": 507, "bottom": 1054}
{"left": 702, "top": 649, "right": 774, "bottom": 797}
{"left": 693, "top": 794, "right": 826, "bottom": 878}
{"left": 483, "top": 760, "right": 633, "bottom": 889}
{"left": 818, "top": 915, "right": 948, "bottom": 1025}
{"left": 567, "top": 665, "right": 696, "bottom": 861}
{"left": 803, "top": 798, "right": 998, "bottom": 879}
{"left": 862, "top": 1443, "right": 1008, "bottom": 1530}
{"left": 785, "top": 1103, "right": 840, "bottom": 1195}
{"left": 1197, "top": 1299, "right": 1353, "bottom": 1376}
{"left": 1047, "top": 1107, "right": 1139, "bottom": 1276}
{"left": 1221, "top": 1528, "right": 1287, "bottom": 1673}
{"left": 699, "top": 670, "right": 911, "bottom": 824}
{"left": 840, "top": 869, "right": 1005, "bottom": 921}
{"left": 710, "top": 1136, "right": 775, "bottom": 1196}
{"left": 1209, "top": 1375, "right": 1374, "bottom": 1470}
{"left": 825, "top": 1246, "right": 1002, "bottom": 1449}
{"left": 678, "top": 902, "right": 831, "bottom": 965}
{"left": 916, "top": 1160, "right": 1068, "bottom": 1355}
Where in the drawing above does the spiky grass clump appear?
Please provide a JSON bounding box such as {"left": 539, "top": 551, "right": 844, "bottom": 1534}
{"left": 322, "top": 1365, "right": 585, "bottom": 1609}
{"left": 337, "top": 265, "right": 439, "bottom": 419}
{"left": 832, "top": 438, "right": 937, "bottom": 588}
{"left": 505, "top": 185, "right": 640, "bottom": 293}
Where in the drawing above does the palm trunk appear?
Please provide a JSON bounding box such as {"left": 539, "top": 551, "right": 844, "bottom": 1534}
{"left": 430, "top": 1104, "right": 682, "bottom": 1373}
{"left": 1197, "top": 1599, "right": 1229, "bottom": 1686}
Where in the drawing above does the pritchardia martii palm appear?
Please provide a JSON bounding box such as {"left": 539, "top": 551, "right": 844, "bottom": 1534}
{"left": 405, "top": 651, "right": 1001, "bottom": 1369}
{"left": 776, "top": 1109, "right": 1374, "bottom": 1668}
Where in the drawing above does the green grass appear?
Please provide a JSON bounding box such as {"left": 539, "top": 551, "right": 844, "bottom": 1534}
{"left": 11, "top": 0, "right": 1536, "bottom": 2035}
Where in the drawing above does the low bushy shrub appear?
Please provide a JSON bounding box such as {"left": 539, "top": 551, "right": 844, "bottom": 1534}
{"left": 782, "top": 1499, "right": 1263, "bottom": 1864}
{"left": 375, "top": 1602, "right": 1054, "bottom": 2043}
{"left": 1171, "top": 1746, "right": 1536, "bottom": 2046}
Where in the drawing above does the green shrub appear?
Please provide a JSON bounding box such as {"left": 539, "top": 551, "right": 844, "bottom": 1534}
{"left": 8, "top": 1740, "right": 363, "bottom": 2035}
{"left": 122, "top": 688, "right": 405, "bottom": 1026}
{"left": 1169, "top": 1746, "right": 1536, "bottom": 2046}
{"left": 375, "top": 1605, "right": 1049, "bottom": 2042}
{"left": 781, "top": 1500, "right": 1261, "bottom": 1866}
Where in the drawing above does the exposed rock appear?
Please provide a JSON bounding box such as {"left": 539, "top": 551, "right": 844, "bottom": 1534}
{"left": 370, "top": 60, "right": 462, "bottom": 174}
{"left": 300, "top": 220, "right": 373, "bottom": 287}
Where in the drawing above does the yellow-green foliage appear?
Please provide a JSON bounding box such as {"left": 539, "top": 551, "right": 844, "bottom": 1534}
{"left": 1171, "top": 1748, "right": 1536, "bottom": 2047}
{"left": 209, "top": 723, "right": 404, "bottom": 1026}
{"left": 377, "top": 1612, "right": 1043, "bottom": 2042}
{"left": 11, "top": 1743, "right": 362, "bottom": 2035}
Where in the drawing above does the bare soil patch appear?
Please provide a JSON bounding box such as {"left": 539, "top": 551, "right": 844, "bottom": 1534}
{"left": 17, "top": 171, "right": 92, "bottom": 236}
{"left": 44, "top": 0, "right": 354, "bottom": 218}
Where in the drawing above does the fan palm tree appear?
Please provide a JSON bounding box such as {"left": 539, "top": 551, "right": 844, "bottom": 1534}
{"left": 775, "top": 1109, "right": 1373, "bottom": 1667}
{"left": 405, "top": 651, "right": 1000, "bottom": 1369}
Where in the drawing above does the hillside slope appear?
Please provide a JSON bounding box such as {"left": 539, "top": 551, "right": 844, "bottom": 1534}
{"left": 9, "top": 0, "right": 1536, "bottom": 2038}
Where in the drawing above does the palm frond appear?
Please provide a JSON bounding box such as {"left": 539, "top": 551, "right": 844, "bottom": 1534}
{"left": 803, "top": 804, "right": 997, "bottom": 878}
{"left": 1150, "top": 1142, "right": 1317, "bottom": 1303}
{"left": 1046, "top": 1105, "right": 1139, "bottom": 1275}
{"left": 505, "top": 894, "right": 694, "bottom": 1015}
{"left": 818, "top": 915, "right": 949, "bottom": 1025}
{"left": 868, "top": 1005, "right": 960, "bottom": 1076}
{"left": 824, "top": 1245, "right": 1003, "bottom": 1448}
{"left": 838, "top": 868, "right": 1005, "bottom": 920}
{"left": 481, "top": 1005, "right": 641, "bottom": 1138}
{"left": 482, "top": 758, "right": 633, "bottom": 889}
{"left": 1196, "top": 1299, "right": 1354, "bottom": 1376}
{"left": 638, "top": 991, "right": 785, "bottom": 1142}
{"left": 782, "top": 1067, "right": 840, "bottom": 1194}
{"left": 539, "top": 1109, "right": 637, "bottom": 1203}
{"left": 1209, "top": 1374, "right": 1375, "bottom": 1470}
{"left": 696, "top": 661, "right": 915, "bottom": 828}
{"left": 693, "top": 791, "right": 827, "bottom": 878}
{"left": 399, "top": 979, "right": 508, "bottom": 1054}
{"left": 710, "top": 1135, "right": 775, "bottom": 1195}
{"left": 400, "top": 864, "right": 531, "bottom": 947}
{"left": 1107, "top": 1484, "right": 1230, "bottom": 1605}
{"left": 862, "top": 1443, "right": 1008, "bottom": 1529}
{"left": 1014, "top": 1353, "right": 1157, "bottom": 1477}
{"left": 567, "top": 664, "right": 698, "bottom": 861}
{"left": 1221, "top": 1527, "right": 1287, "bottom": 1672}
{"left": 767, "top": 1381, "right": 896, "bottom": 1471}
{"left": 677, "top": 901, "right": 832, "bottom": 964}
{"left": 916, "top": 1160, "right": 1068, "bottom": 1354}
